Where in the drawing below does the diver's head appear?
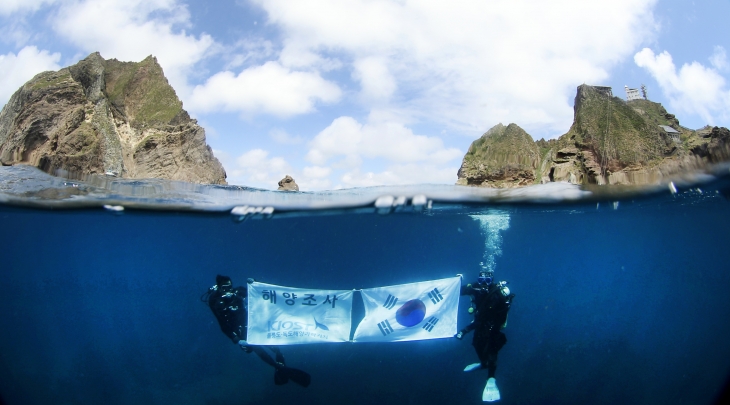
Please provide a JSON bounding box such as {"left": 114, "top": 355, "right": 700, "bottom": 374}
{"left": 216, "top": 275, "right": 233, "bottom": 291}
{"left": 477, "top": 270, "right": 494, "bottom": 286}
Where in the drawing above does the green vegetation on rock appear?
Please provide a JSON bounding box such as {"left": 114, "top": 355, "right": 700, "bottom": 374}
{"left": 571, "top": 84, "right": 667, "bottom": 171}
{"left": 104, "top": 60, "right": 137, "bottom": 106}
{"left": 29, "top": 70, "right": 74, "bottom": 92}
{"left": 104, "top": 55, "right": 182, "bottom": 127}
{"left": 457, "top": 84, "right": 729, "bottom": 188}
{"left": 0, "top": 52, "right": 226, "bottom": 184}
{"left": 458, "top": 123, "right": 540, "bottom": 187}
{"left": 63, "top": 121, "right": 99, "bottom": 157}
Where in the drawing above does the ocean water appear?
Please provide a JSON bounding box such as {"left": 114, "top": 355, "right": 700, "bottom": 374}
{"left": 1, "top": 165, "right": 730, "bottom": 405}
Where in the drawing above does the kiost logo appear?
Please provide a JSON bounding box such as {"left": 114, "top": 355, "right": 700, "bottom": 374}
{"left": 268, "top": 316, "right": 329, "bottom": 332}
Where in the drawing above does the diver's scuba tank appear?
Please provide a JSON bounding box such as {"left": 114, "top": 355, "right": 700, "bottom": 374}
{"left": 497, "top": 281, "right": 510, "bottom": 297}
{"left": 497, "top": 280, "right": 514, "bottom": 308}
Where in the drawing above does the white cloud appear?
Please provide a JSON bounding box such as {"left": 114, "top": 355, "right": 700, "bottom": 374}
{"left": 709, "top": 46, "right": 728, "bottom": 72}
{"left": 303, "top": 165, "right": 331, "bottom": 178}
{"left": 224, "top": 38, "right": 276, "bottom": 70}
{"left": 228, "top": 148, "right": 294, "bottom": 188}
{"left": 188, "top": 61, "right": 341, "bottom": 117}
{"left": 0, "top": 0, "right": 57, "bottom": 15}
{"left": 224, "top": 135, "right": 459, "bottom": 189}
{"left": 51, "top": 0, "right": 215, "bottom": 98}
{"left": 278, "top": 42, "right": 343, "bottom": 71}
{"left": 227, "top": 149, "right": 334, "bottom": 190}
{"left": 337, "top": 164, "right": 458, "bottom": 189}
{"left": 43, "top": 1, "right": 343, "bottom": 120}
{"left": 298, "top": 178, "right": 332, "bottom": 190}
{"left": 339, "top": 169, "right": 399, "bottom": 189}
{"left": 635, "top": 48, "right": 730, "bottom": 125}
{"left": 236, "top": 148, "right": 288, "bottom": 170}
{"left": 208, "top": 118, "right": 463, "bottom": 189}
{"left": 306, "top": 116, "right": 463, "bottom": 166}
{"left": 252, "top": 0, "right": 658, "bottom": 136}
{"left": 302, "top": 116, "right": 462, "bottom": 189}
{"left": 352, "top": 56, "right": 396, "bottom": 101}
{"left": 0, "top": 46, "right": 61, "bottom": 105}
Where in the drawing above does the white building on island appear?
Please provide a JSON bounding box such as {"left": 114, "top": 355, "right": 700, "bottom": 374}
{"left": 625, "top": 85, "right": 642, "bottom": 101}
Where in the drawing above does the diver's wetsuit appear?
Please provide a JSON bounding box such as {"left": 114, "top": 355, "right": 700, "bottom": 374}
{"left": 207, "top": 282, "right": 283, "bottom": 371}
{"left": 209, "top": 284, "right": 248, "bottom": 343}
{"left": 205, "top": 277, "right": 311, "bottom": 388}
{"left": 460, "top": 282, "right": 514, "bottom": 378}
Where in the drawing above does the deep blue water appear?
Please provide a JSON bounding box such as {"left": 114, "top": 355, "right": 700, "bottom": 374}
{"left": 1, "top": 171, "right": 730, "bottom": 404}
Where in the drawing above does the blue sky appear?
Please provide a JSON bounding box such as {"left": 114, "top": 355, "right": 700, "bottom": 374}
{"left": 1, "top": 0, "right": 729, "bottom": 190}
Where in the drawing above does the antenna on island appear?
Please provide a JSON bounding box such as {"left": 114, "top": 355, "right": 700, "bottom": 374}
{"left": 641, "top": 84, "right": 647, "bottom": 100}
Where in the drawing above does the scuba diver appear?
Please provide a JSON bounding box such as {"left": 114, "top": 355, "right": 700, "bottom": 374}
{"left": 456, "top": 270, "right": 515, "bottom": 402}
{"left": 202, "top": 275, "right": 311, "bottom": 387}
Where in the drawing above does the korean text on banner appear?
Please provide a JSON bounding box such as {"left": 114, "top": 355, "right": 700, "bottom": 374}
{"left": 353, "top": 276, "right": 460, "bottom": 342}
{"left": 247, "top": 282, "right": 353, "bottom": 345}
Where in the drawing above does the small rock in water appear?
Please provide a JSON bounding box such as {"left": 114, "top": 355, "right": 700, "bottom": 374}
{"left": 277, "top": 175, "right": 299, "bottom": 191}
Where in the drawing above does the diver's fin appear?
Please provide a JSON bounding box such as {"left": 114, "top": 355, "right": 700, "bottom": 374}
{"left": 274, "top": 369, "right": 289, "bottom": 385}
{"left": 464, "top": 363, "right": 481, "bottom": 372}
{"left": 482, "top": 377, "right": 500, "bottom": 402}
{"left": 278, "top": 366, "right": 311, "bottom": 388}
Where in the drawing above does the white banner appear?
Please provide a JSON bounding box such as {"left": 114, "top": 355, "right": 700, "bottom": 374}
{"left": 353, "top": 277, "right": 461, "bottom": 342}
{"left": 247, "top": 282, "right": 353, "bottom": 345}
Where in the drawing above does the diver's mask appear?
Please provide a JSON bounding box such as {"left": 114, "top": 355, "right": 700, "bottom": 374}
{"left": 478, "top": 271, "right": 493, "bottom": 285}
{"left": 216, "top": 275, "right": 233, "bottom": 291}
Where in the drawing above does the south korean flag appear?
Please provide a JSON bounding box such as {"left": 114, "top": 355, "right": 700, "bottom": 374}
{"left": 353, "top": 276, "right": 461, "bottom": 342}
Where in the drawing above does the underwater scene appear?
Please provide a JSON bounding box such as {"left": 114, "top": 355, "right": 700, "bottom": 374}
{"left": 1, "top": 165, "right": 730, "bottom": 405}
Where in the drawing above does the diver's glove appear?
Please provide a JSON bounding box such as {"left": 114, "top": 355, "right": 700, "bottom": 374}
{"left": 238, "top": 340, "right": 249, "bottom": 347}
{"left": 454, "top": 331, "right": 464, "bottom": 340}
{"left": 247, "top": 278, "right": 255, "bottom": 284}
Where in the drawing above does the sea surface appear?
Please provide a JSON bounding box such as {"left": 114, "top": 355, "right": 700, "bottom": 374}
{"left": 1, "top": 165, "right": 730, "bottom": 405}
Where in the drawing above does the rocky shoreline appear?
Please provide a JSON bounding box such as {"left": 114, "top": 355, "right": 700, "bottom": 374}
{"left": 457, "top": 84, "right": 730, "bottom": 188}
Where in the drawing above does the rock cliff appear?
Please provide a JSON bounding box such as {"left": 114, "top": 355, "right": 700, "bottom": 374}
{"left": 456, "top": 123, "right": 540, "bottom": 188}
{"left": 0, "top": 52, "right": 227, "bottom": 184}
{"left": 277, "top": 175, "right": 299, "bottom": 191}
{"left": 457, "top": 84, "right": 730, "bottom": 187}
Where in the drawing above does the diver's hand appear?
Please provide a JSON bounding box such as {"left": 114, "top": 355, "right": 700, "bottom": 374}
{"left": 238, "top": 340, "right": 249, "bottom": 347}
{"left": 247, "top": 278, "right": 255, "bottom": 284}
{"left": 454, "top": 331, "right": 464, "bottom": 340}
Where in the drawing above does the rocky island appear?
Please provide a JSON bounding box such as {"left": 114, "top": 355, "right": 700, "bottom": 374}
{"left": 3, "top": 54, "right": 727, "bottom": 191}
{"left": 0, "top": 52, "right": 226, "bottom": 184}
{"left": 458, "top": 84, "right": 730, "bottom": 187}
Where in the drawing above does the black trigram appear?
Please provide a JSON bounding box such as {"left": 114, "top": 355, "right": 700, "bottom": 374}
{"left": 378, "top": 319, "right": 394, "bottom": 336}
{"left": 428, "top": 288, "right": 443, "bottom": 304}
{"left": 422, "top": 317, "right": 439, "bottom": 332}
{"left": 383, "top": 294, "right": 398, "bottom": 309}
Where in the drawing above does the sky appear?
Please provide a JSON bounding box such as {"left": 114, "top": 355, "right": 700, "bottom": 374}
{"left": 1, "top": 0, "right": 729, "bottom": 190}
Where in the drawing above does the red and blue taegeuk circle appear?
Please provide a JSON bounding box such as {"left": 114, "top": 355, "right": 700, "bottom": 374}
{"left": 395, "top": 299, "right": 426, "bottom": 327}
